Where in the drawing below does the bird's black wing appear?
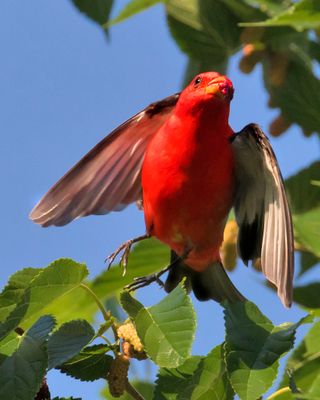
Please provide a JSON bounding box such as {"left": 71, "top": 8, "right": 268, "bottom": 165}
{"left": 231, "top": 123, "right": 294, "bottom": 307}
{"left": 30, "top": 94, "right": 180, "bottom": 227}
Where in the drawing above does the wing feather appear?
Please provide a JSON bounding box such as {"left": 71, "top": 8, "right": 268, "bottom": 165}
{"left": 232, "top": 123, "right": 294, "bottom": 307}
{"left": 30, "top": 94, "right": 179, "bottom": 226}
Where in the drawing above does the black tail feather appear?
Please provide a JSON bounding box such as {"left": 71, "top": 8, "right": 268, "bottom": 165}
{"left": 164, "top": 251, "right": 245, "bottom": 304}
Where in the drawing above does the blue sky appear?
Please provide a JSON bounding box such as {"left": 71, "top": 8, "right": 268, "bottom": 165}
{"left": 1, "top": 1, "right": 319, "bottom": 398}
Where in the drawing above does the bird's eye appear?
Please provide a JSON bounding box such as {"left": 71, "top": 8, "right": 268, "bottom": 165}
{"left": 194, "top": 76, "right": 202, "bottom": 86}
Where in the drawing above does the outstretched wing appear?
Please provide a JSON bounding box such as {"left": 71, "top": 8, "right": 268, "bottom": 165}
{"left": 30, "top": 94, "right": 179, "bottom": 227}
{"left": 231, "top": 123, "right": 294, "bottom": 307}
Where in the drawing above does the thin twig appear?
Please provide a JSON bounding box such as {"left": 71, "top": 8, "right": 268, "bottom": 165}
{"left": 125, "top": 381, "right": 145, "bottom": 400}
{"left": 267, "top": 387, "right": 291, "bottom": 399}
{"left": 80, "top": 283, "right": 118, "bottom": 338}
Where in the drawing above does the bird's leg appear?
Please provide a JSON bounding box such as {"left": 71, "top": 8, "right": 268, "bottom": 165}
{"left": 106, "top": 233, "right": 151, "bottom": 275}
{"left": 125, "top": 248, "right": 191, "bottom": 292}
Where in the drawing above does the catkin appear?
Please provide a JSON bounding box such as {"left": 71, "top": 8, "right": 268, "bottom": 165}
{"left": 117, "top": 322, "right": 144, "bottom": 352}
{"left": 107, "top": 353, "right": 129, "bottom": 398}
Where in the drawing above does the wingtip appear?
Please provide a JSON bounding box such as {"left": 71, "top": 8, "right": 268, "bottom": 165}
{"left": 279, "top": 288, "right": 293, "bottom": 308}
{"left": 29, "top": 203, "right": 51, "bottom": 227}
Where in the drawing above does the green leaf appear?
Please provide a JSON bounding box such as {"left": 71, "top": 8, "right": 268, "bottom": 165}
{"left": 241, "top": 0, "right": 320, "bottom": 30}
{"left": 120, "top": 291, "right": 144, "bottom": 319}
{"left": 285, "top": 161, "right": 320, "bottom": 257}
{"left": 38, "top": 284, "right": 97, "bottom": 326}
{"left": 52, "top": 397, "right": 82, "bottom": 400}
{"left": 24, "top": 240, "right": 166, "bottom": 335}
{"left": 294, "top": 283, "right": 320, "bottom": 309}
{"left": 3, "top": 259, "right": 87, "bottom": 331}
{"left": 224, "top": 301, "right": 310, "bottom": 400}
{"left": 166, "top": 0, "right": 228, "bottom": 68}
{"left": 72, "top": 0, "right": 113, "bottom": 25}
{"left": 278, "top": 321, "right": 320, "bottom": 398}
{"left": 154, "top": 346, "right": 234, "bottom": 399}
{"left": 129, "top": 284, "right": 196, "bottom": 368}
{"left": 0, "top": 315, "right": 56, "bottom": 400}
{"left": 241, "top": 0, "right": 286, "bottom": 16}
{"left": 285, "top": 161, "right": 320, "bottom": 215}
{"left": 190, "top": 345, "right": 234, "bottom": 400}
{"left": 153, "top": 356, "right": 203, "bottom": 399}
{"left": 294, "top": 208, "right": 320, "bottom": 257}
{"left": 311, "top": 180, "right": 320, "bottom": 187}
{"left": 0, "top": 259, "right": 88, "bottom": 352}
{"left": 0, "top": 268, "right": 42, "bottom": 322}
{"left": 182, "top": 57, "right": 228, "bottom": 88}
{"left": 92, "top": 239, "right": 169, "bottom": 299}
{"left": 265, "top": 61, "right": 320, "bottom": 134}
{"left": 167, "top": 0, "right": 264, "bottom": 83}
{"left": 47, "top": 319, "right": 95, "bottom": 369}
{"left": 58, "top": 344, "right": 113, "bottom": 381}
{"left": 199, "top": 0, "right": 241, "bottom": 51}
{"left": 108, "top": 0, "right": 164, "bottom": 27}
{"left": 299, "top": 251, "right": 319, "bottom": 276}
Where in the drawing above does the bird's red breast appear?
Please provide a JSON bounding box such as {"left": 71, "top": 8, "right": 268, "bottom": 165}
{"left": 142, "top": 72, "right": 235, "bottom": 271}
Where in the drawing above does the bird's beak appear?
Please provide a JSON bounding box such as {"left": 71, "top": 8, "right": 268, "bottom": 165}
{"left": 205, "top": 81, "right": 221, "bottom": 96}
{"left": 206, "top": 77, "right": 234, "bottom": 100}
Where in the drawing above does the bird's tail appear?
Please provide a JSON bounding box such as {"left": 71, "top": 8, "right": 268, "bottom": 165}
{"left": 164, "top": 251, "right": 245, "bottom": 303}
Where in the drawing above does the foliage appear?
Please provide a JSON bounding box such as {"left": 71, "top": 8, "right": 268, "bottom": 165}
{"left": 2, "top": 0, "right": 320, "bottom": 399}
{"left": 0, "top": 243, "right": 318, "bottom": 400}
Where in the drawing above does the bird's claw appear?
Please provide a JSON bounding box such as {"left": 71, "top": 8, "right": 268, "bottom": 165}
{"left": 105, "top": 240, "right": 133, "bottom": 274}
{"left": 105, "top": 234, "right": 151, "bottom": 274}
{"left": 125, "top": 273, "right": 165, "bottom": 292}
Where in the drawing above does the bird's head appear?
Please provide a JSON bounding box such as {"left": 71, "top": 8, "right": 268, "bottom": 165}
{"left": 178, "top": 72, "right": 234, "bottom": 114}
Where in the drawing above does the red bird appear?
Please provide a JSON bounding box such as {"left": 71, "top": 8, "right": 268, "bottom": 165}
{"left": 30, "top": 72, "right": 294, "bottom": 307}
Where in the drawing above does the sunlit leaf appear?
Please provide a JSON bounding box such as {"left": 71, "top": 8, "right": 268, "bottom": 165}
{"left": 241, "top": 0, "right": 287, "bottom": 16}
{"left": 125, "top": 285, "right": 196, "bottom": 368}
{"left": 108, "top": 0, "right": 164, "bottom": 27}
{"left": 278, "top": 321, "right": 320, "bottom": 398}
{"left": 241, "top": 0, "right": 320, "bottom": 30}
{"left": 39, "top": 284, "right": 97, "bottom": 326}
{"left": 189, "top": 345, "right": 234, "bottom": 399}
{"left": 0, "top": 268, "right": 42, "bottom": 322}
{"left": 224, "top": 301, "right": 311, "bottom": 400}
{"left": 0, "top": 259, "right": 88, "bottom": 352}
{"left": 92, "top": 239, "right": 169, "bottom": 299}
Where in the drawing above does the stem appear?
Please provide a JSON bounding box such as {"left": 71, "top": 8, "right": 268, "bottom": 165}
{"left": 125, "top": 381, "right": 145, "bottom": 400}
{"left": 100, "top": 335, "right": 113, "bottom": 347}
{"left": 80, "top": 283, "right": 118, "bottom": 339}
{"left": 100, "top": 335, "right": 118, "bottom": 357}
{"left": 267, "top": 387, "right": 291, "bottom": 399}
{"left": 80, "top": 283, "right": 111, "bottom": 322}
{"left": 293, "top": 350, "right": 320, "bottom": 371}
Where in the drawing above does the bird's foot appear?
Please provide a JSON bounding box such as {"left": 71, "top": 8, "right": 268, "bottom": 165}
{"left": 125, "top": 248, "right": 192, "bottom": 292}
{"left": 106, "top": 233, "right": 150, "bottom": 275}
{"left": 125, "top": 266, "right": 171, "bottom": 292}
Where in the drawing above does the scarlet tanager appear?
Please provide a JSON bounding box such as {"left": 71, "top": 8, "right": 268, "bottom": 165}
{"left": 30, "top": 72, "right": 294, "bottom": 307}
